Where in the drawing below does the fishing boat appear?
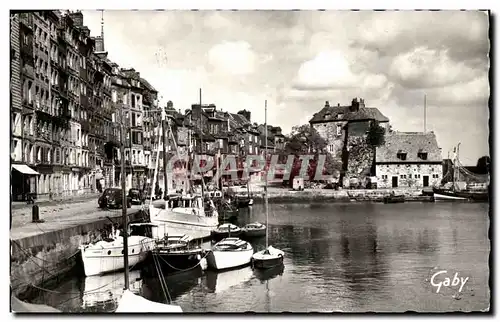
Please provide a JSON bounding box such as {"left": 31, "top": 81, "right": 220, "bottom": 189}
{"left": 241, "top": 222, "right": 267, "bottom": 238}
{"left": 206, "top": 237, "right": 254, "bottom": 270}
{"left": 148, "top": 109, "right": 219, "bottom": 240}
{"left": 148, "top": 234, "right": 207, "bottom": 274}
{"left": 433, "top": 143, "right": 489, "bottom": 202}
{"left": 79, "top": 224, "right": 155, "bottom": 277}
{"left": 211, "top": 223, "right": 242, "bottom": 240}
{"left": 252, "top": 100, "right": 285, "bottom": 270}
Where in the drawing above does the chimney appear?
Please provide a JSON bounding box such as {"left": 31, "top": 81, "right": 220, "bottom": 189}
{"left": 350, "top": 98, "right": 360, "bottom": 112}
{"left": 69, "top": 11, "right": 84, "bottom": 27}
{"left": 95, "top": 37, "right": 104, "bottom": 52}
{"left": 167, "top": 100, "right": 173, "bottom": 109}
{"left": 325, "top": 101, "right": 330, "bottom": 108}
{"left": 359, "top": 98, "right": 365, "bottom": 108}
{"left": 338, "top": 103, "right": 340, "bottom": 107}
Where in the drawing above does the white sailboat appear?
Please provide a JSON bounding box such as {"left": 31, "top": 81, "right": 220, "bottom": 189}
{"left": 148, "top": 103, "right": 219, "bottom": 240}
{"left": 252, "top": 100, "right": 285, "bottom": 269}
{"left": 206, "top": 237, "right": 254, "bottom": 270}
{"left": 79, "top": 224, "right": 155, "bottom": 277}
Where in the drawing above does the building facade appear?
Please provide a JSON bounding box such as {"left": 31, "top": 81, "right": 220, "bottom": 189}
{"left": 375, "top": 132, "right": 443, "bottom": 189}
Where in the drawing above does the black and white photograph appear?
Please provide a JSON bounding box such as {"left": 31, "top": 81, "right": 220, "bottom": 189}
{"left": 8, "top": 4, "right": 491, "bottom": 314}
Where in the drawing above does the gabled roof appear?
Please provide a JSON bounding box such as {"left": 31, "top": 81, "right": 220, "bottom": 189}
{"left": 140, "top": 77, "right": 157, "bottom": 93}
{"left": 309, "top": 105, "right": 389, "bottom": 124}
{"left": 376, "top": 132, "right": 442, "bottom": 163}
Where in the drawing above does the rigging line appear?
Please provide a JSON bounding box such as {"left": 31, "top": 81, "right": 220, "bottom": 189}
{"left": 153, "top": 249, "right": 209, "bottom": 273}
{"left": 152, "top": 252, "right": 171, "bottom": 304}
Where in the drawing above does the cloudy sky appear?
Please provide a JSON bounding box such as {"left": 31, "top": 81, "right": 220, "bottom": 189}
{"left": 81, "top": 10, "right": 489, "bottom": 165}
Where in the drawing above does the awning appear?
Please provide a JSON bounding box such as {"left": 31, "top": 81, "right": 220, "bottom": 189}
{"left": 11, "top": 164, "right": 40, "bottom": 175}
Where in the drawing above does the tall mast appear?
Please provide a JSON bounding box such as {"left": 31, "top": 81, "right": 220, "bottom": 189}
{"left": 199, "top": 88, "right": 205, "bottom": 197}
{"left": 264, "top": 99, "right": 268, "bottom": 249}
{"left": 424, "top": 94, "right": 427, "bottom": 133}
{"left": 120, "top": 106, "right": 129, "bottom": 289}
{"left": 162, "top": 106, "right": 169, "bottom": 199}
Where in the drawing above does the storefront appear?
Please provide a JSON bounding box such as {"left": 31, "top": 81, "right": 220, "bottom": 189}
{"left": 11, "top": 164, "right": 40, "bottom": 202}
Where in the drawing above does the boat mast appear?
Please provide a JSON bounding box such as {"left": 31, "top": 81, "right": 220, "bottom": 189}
{"left": 199, "top": 88, "right": 205, "bottom": 197}
{"left": 264, "top": 99, "right": 269, "bottom": 249}
{"left": 424, "top": 94, "right": 427, "bottom": 133}
{"left": 120, "top": 104, "right": 129, "bottom": 290}
{"left": 162, "top": 106, "right": 169, "bottom": 199}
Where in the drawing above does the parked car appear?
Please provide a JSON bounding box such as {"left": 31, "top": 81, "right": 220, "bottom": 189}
{"left": 98, "top": 188, "right": 131, "bottom": 209}
{"left": 128, "top": 188, "right": 144, "bottom": 205}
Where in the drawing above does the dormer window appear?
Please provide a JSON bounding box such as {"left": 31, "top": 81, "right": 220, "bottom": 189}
{"left": 418, "top": 152, "right": 428, "bottom": 160}
{"left": 337, "top": 113, "right": 344, "bottom": 120}
{"left": 397, "top": 151, "right": 407, "bottom": 161}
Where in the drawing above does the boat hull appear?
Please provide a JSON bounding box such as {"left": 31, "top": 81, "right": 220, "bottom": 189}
{"left": 148, "top": 249, "right": 205, "bottom": 274}
{"left": 242, "top": 228, "right": 266, "bottom": 238}
{"left": 80, "top": 237, "right": 154, "bottom": 277}
{"left": 434, "top": 192, "right": 468, "bottom": 201}
{"left": 150, "top": 208, "right": 219, "bottom": 240}
{"left": 433, "top": 188, "right": 488, "bottom": 201}
{"left": 206, "top": 249, "right": 254, "bottom": 270}
{"left": 252, "top": 256, "right": 284, "bottom": 269}
{"left": 211, "top": 230, "right": 242, "bottom": 241}
{"left": 383, "top": 196, "right": 405, "bottom": 204}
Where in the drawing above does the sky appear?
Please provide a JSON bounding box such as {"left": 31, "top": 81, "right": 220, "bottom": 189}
{"left": 80, "top": 10, "right": 490, "bottom": 165}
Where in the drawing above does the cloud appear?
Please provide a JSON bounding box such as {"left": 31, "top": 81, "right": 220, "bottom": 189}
{"left": 292, "top": 50, "right": 358, "bottom": 90}
{"left": 207, "top": 41, "right": 257, "bottom": 75}
{"left": 389, "top": 47, "right": 486, "bottom": 89}
{"left": 354, "top": 11, "right": 489, "bottom": 62}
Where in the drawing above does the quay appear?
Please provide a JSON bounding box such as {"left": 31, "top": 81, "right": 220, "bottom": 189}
{"left": 251, "top": 187, "right": 435, "bottom": 203}
{"left": 10, "top": 202, "right": 148, "bottom": 299}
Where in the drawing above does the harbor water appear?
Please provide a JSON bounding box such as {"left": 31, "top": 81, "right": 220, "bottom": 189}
{"left": 29, "top": 202, "right": 490, "bottom": 312}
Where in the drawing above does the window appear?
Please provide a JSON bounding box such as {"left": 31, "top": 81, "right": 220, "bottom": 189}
{"left": 397, "top": 152, "right": 407, "bottom": 161}
{"left": 336, "top": 124, "right": 342, "bottom": 136}
{"left": 131, "top": 95, "right": 136, "bottom": 108}
{"left": 408, "top": 174, "right": 412, "bottom": 179}
{"left": 432, "top": 174, "right": 439, "bottom": 178}
{"left": 418, "top": 152, "right": 428, "bottom": 160}
{"left": 400, "top": 174, "right": 407, "bottom": 179}
{"left": 337, "top": 113, "right": 344, "bottom": 120}
{"left": 381, "top": 175, "right": 388, "bottom": 180}
{"left": 415, "top": 174, "right": 421, "bottom": 179}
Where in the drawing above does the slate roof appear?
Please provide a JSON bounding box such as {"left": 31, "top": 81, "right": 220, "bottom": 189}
{"left": 375, "top": 132, "right": 442, "bottom": 163}
{"left": 309, "top": 105, "right": 389, "bottom": 124}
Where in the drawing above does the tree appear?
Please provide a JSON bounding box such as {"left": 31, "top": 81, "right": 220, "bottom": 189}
{"left": 476, "top": 155, "right": 491, "bottom": 174}
{"left": 284, "top": 125, "right": 341, "bottom": 183}
{"left": 366, "top": 121, "right": 386, "bottom": 148}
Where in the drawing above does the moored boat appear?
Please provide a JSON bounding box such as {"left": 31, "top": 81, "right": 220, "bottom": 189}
{"left": 433, "top": 187, "right": 488, "bottom": 202}
{"left": 79, "top": 225, "right": 155, "bottom": 277}
{"left": 383, "top": 194, "right": 405, "bottom": 204}
{"left": 252, "top": 246, "right": 284, "bottom": 269}
{"left": 211, "top": 223, "right": 242, "bottom": 240}
{"left": 206, "top": 237, "right": 254, "bottom": 270}
{"left": 241, "top": 222, "right": 266, "bottom": 238}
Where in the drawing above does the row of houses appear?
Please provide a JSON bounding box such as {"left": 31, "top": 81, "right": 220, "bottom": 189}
{"left": 9, "top": 10, "right": 288, "bottom": 199}
{"left": 309, "top": 98, "right": 444, "bottom": 189}
{"left": 9, "top": 10, "right": 163, "bottom": 201}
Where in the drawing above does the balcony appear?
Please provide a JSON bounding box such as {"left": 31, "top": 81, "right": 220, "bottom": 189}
{"left": 19, "top": 13, "right": 33, "bottom": 30}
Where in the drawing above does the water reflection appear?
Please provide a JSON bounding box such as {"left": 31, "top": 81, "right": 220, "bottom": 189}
{"left": 141, "top": 267, "right": 203, "bottom": 303}
{"left": 253, "top": 265, "right": 284, "bottom": 283}
{"left": 205, "top": 266, "right": 254, "bottom": 294}
{"left": 82, "top": 270, "right": 142, "bottom": 312}
{"left": 28, "top": 202, "right": 489, "bottom": 312}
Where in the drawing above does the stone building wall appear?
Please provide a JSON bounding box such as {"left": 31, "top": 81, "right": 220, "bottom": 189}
{"left": 376, "top": 163, "right": 443, "bottom": 189}
{"left": 312, "top": 121, "right": 346, "bottom": 160}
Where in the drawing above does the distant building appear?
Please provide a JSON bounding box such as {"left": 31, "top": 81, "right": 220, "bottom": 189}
{"left": 309, "top": 98, "right": 389, "bottom": 159}
{"left": 375, "top": 132, "right": 443, "bottom": 189}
